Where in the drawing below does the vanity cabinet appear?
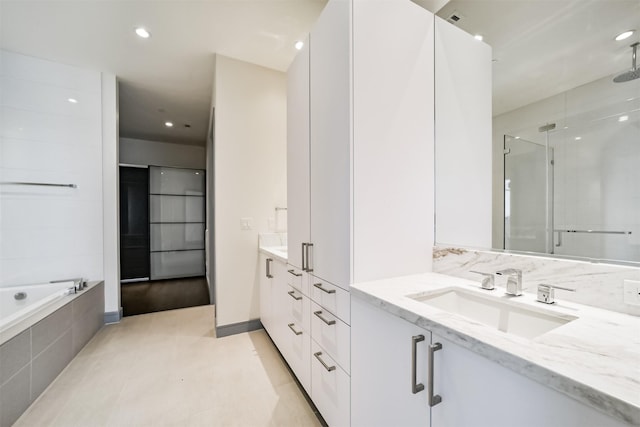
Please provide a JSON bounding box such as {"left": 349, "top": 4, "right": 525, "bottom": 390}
{"left": 351, "top": 296, "right": 432, "bottom": 427}
{"left": 259, "top": 254, "right": 285, "bottom": 335}
{"left": 352, "top": 295, "right": 630, "bottom": 427}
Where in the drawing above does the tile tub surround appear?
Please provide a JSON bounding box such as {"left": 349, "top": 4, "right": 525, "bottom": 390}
{"left": 432, "top": 246, "right": 640, "bottom": 316}
{"left": 0, "top": 282, "right": 104, "bottom": 427}
{"left": 351, "top": 273, "right": 640, "bottom": 425}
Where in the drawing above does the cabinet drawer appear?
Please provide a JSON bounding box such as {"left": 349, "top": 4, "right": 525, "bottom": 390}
{"left": 286, "top": 265, "right": 309, "bottom": 296}
{"left": 311, "top": 301, "right": 350, "bottom": 374}
{"left": 280, "top": 318, "right": 311, "bottom": 395}
{"left": 284, "top": 285, "right": 310, "bottom": 333}
{"left": 311, "top": 340, "right": 350, "bottom": 427}
{"left": 310, "top": 277, "right": 350, "bottom": 324}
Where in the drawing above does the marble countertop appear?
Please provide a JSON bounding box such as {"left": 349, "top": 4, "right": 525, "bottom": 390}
{"left": 351, "top": 273, "right": 640, "bottom": 425}
{"left": 259, "top": 245, "right": 288, "bottom": 263}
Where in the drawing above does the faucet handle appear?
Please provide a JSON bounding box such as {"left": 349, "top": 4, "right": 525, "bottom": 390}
{"left": 537, "top": 284, "right": 576, "bottom": 304}
{"left": 470, "top": 271, "right": 495, "bottom": 290}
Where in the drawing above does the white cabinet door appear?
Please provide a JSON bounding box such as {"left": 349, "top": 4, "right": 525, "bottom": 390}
{"left": 434, "top": 16, "right": 492, "bottom": 249}
{"left": 351, "top": 0, "right": 435, "bottom": 283}
{"left": 287, "top": 36, "right": 311, "bottom": 271}
{"left": 351, "top": 297, "right": 432, "bottom": 427}
{"left": 268, "top": 260, "right": 288, "bottom": 352}
{"left": 309, "top": 0, "right": 351, "bottom": 288}
{"left": 430, "top": 332, "right": 628, "bottom": 427}
{"left": 259, "top": 254, "right": 274, "bottom": 334}
{"left": 311, "top": 339, "right": 351, "bottom": 427}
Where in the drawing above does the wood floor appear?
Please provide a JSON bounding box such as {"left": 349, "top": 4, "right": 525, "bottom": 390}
{"left": 121, "top": 276, "right": 210, "bottom": 317}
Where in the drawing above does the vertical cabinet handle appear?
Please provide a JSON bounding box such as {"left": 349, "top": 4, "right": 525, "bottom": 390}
{"left": 411, "top": 335, "right": 425, "bottom": 394}
{"left": 266, "top": 258, "right": 273, "bottom": 278}
{"left": 301, "top": 243, "right": 307, "bottom": 271}
{"left": 305, "top": 243, "right": 314, "bottom": 272}
{"left": 428, "top": 342, "right": 443, "bottom": 407}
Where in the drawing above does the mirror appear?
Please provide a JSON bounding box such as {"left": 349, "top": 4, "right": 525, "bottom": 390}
{"left": 434, "top": 0, "right": 640, "bottom": 265}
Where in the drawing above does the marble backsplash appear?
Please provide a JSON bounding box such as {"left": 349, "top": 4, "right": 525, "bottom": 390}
{"left": 432, "top": 246, "right": 640, "bottom": 316}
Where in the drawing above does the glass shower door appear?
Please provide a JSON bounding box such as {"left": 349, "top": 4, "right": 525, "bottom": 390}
{"left": 503, "top": 135, "right": 548, "bottom": 253}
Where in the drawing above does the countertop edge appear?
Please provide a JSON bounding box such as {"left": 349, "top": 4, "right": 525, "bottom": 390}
{"left": 350, "top": 284, "right": 640, "bottom": 426}
{"left": 258, "top": 247, "right": 288, "bottom": 263}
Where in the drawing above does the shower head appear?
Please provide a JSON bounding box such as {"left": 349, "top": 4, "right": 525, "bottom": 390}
{"left": 614, "top": 42, "right": 640, "bottom": 83}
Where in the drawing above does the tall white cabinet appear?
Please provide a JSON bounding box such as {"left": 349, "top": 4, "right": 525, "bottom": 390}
{"left": 286, "top": 0, "right": 437, "bottom": 425}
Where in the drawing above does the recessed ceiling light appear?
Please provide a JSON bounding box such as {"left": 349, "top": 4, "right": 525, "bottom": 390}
{"left": 619, "top": 115, "right": 629, "bottom": 122}
{"left": 67, "top": 98, "right": 78, "bottom": 103}
{"left": 575, "top": 136, "right": 582, "bottom": 141}
{"left": 165, "top": 121, "right": 173, "bottom": 127}
{"left": 615, "top": 30, "right": 635, "bottom": 41}
{"left": 474, "top": 34, "right": 483, "bottom": 41}
{"left": 514, "top": 136, "right": 521, "bottom": 139}
{"left": 294, "top": 40, "right": 304, "bottom": 50}
{"left": 195, "top": 172, "right": 200, "bottom": 175}
{"left": 135, "top": 27, "right": 151, "bottom": 39}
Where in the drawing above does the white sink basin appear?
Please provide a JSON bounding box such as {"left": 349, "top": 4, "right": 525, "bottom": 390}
{"left": 409, "top": 287, "right": 578, "bottom": 339}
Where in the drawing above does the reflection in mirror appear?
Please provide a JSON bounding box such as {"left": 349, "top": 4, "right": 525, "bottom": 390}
{"left": 435, "top": 0, "right": 640, "bottom": 264}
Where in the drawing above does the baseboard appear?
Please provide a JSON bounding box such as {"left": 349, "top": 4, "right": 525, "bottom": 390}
{"left": 104, "top": 307, "right": 123, "bottom": 324}
{"left": 216, "top": 318, "right": 263, "bottom": 337}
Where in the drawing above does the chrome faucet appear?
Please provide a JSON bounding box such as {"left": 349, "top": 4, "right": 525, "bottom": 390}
{"left": 470, "top": 271, "right": 495, "bottom": 290}
{"left": 496, "top": 269, "right": 523, "bottom": 296}
{"left": 51, "top": 277, "right": 86, "bottom": 293}
{"left": 536, "top": 284, "right": 576, "bottom": 304}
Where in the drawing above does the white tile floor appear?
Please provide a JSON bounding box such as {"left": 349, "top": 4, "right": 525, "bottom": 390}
{"left": 15, "top": 306, "right": 322, "bottom": 427}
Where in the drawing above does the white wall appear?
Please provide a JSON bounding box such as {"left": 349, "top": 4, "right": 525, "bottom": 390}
{"left": 119, "top": 137, "right": 206, "bottom": 169}
{"left": 0, "top": 51, "right": 105, "bottom": 288}
{"left": 214, "top": 55, "right": 286, "bottom": 328}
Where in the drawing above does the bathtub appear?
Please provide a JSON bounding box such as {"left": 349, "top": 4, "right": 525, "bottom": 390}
{"left": 0, "top": 281, "right": 74, "bottom": 336}
{"left": 0, "top": 281, "right": 104, "bottom": 426}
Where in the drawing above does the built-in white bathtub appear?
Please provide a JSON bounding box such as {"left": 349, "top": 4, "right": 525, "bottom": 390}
{"left": 0, "top": 281, "right": 104, "bottom": 426}
{"left": 0, "top": 281, "right": 74, "bottom": 337}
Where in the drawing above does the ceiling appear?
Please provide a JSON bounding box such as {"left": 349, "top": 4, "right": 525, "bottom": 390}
{"left": 1, "top": 0, "right": 638, "bottom": 145}
{"left": 0, "top": 0, "right": 327, "bottom": 146}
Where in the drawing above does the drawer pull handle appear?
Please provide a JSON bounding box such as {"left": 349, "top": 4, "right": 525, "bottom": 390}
{"left": 411, "top": 335, "right": 425, "bottom": 394}
{"left": 287, "top": 290, "right": 302, "bottom": 301}
{"left": 428, "top": 342, "right": 443, "bottom": 407}
{"left": 313, "top": 283, "right": 336, "bottom": 294}
{"left": 313, "top": 310, "right": 336, "bottom": 325}
{"left": 288, "top": 269, "right": 302, "bottom": 277}
{"left": 314, "top": 351, "right": 336, "bottom": 372}
{"left": 266, "top": 258, "right": 273, "bottom": 278}
{"left": 288, "top": 323, "right": 303, "bottom": 336}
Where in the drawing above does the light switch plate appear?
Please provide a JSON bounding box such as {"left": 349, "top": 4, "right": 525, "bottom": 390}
{"left": 240, "top": 217, "right": 253, "bottom": 231}
{"left": 623, "top": 279, "right": 640, "bottom": 306}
